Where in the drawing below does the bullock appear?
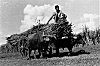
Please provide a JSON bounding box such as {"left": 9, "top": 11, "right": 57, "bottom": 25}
{"left": 19, "top": 32, "right": 53, "bottom": 59}
{"left": 54, "top": 36, "right": 73, "bottom": 55}
{"left": 46, "top": 35, "right": 78, "bottom": 55}
{"left": 42, "top": 35, "right": 57, "bottom": 55}
{"left": 25, "top": 33, "right": 42, "bottom": 59}
{"left": 26, "top": 32, "right": 54, "bottom": 59}
{"left": 52, "top": 35, "right": 86, "bottom": 55}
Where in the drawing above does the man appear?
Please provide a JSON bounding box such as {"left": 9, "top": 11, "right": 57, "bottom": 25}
{"left": 47, "top": 5, "right": 67, "bottom": 24}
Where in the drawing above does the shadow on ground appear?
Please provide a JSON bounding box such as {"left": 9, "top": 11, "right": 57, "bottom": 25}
{"left": 31, "top": 49, "right": 90, "bottom": 59}
{"left": 0, "top": 50, "right": 90, "bottom": 59}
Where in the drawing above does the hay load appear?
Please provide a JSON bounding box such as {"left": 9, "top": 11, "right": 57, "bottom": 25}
{"left": 4, "top": 21, "right": 73, "bottom": 53}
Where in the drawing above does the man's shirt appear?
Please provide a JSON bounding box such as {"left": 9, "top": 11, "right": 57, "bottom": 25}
{"left": 52, "top": 11, "right": 67, "bottom": 23}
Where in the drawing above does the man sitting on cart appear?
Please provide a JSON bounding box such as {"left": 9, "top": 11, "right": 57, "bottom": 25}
{"left": 47, "top": 5, "right": 68, "bottom": 25}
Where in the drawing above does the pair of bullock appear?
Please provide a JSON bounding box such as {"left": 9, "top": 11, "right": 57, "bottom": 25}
{"left": 19, "top": 32, "right": 78, "bottom": 59}
{"left": 19, "top": 32, "right": 54, "bottom": 59}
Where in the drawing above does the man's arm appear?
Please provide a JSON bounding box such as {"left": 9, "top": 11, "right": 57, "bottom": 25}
{"left": 62, "top": 13, "right": 67, "bottom": 19}
{"left": 46, "top": 15, "right": 53, "bottom": 25}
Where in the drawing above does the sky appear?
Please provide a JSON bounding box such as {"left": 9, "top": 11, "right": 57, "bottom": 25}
{"left": 0, "top": 0, "right": 100, "bottom": 45}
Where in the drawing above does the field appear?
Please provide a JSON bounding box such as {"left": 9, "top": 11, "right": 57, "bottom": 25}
{"left": 0, "top": 45, "right": 100, "bottom": 66}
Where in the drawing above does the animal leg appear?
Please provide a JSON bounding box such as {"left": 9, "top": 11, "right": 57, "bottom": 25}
{"left": 67, "top": 47, "right": 72, "bottom": 55}
{"left": 20, "top": 48, "right": 24, "bottom": 57}
{"left": 49, "top": 47, "right": 52, "bottom": 56}
{"left": 56, "top": 47, "right": 59, "bottom": 55}
{"left": 33, "top": 50, "right": 36, "bottom": 59}
{"left": 38, "top": 49, "right": 43, "bottom": 58}
{"left": 27, "top": 49, "right": 31, "bottom": 60}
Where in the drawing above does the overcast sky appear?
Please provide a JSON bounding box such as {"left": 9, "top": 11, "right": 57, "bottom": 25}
{"left": 0, "top": 0, "right": 99, "bottom": 45}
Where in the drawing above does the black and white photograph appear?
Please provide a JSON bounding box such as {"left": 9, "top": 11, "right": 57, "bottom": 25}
{"left": 0, "top": 0, "right": 100, "bottom": 66}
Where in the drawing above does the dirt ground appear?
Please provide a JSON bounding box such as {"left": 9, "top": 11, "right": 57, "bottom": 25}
{"left": 0, "top": 45, "right": 100, "bottom": 66}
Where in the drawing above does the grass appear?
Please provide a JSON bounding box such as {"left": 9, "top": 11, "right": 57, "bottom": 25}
{"left": 73, "top": 44, "right": 100, "bottom": 54}
{"left": 0, "top": 44, "right": 100, "bottom": 66}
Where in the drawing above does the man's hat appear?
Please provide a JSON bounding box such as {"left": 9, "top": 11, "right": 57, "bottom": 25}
{"left": 55, "top": 5, "right": 59, "bottom": 9}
